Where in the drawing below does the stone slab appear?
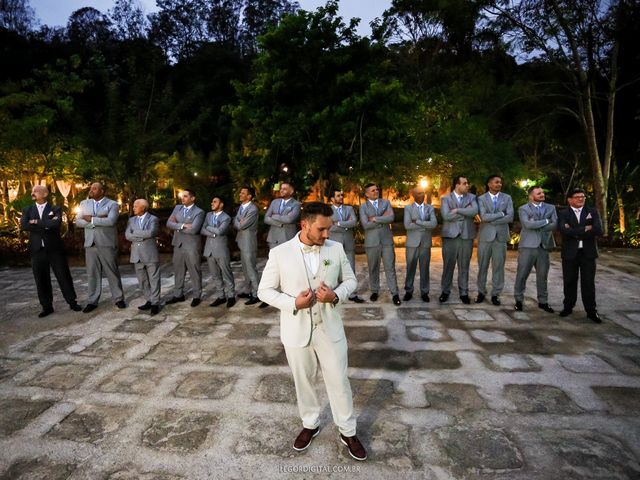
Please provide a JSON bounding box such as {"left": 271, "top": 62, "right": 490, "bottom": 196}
{"left": 174, "top": 371, "right": 238, "bottom": 400}
{"left": 505, "top": 384, "right": 584, "bottom": 414}
{"left": 0, "top": 399, "right": 54, "bottom": 436}
{"left": 141, "top": 410, "right": 220, "bottom": 452}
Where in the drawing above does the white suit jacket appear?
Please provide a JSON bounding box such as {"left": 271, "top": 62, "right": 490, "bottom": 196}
{"left": 258, "top": 237, "right": 357, "bottom": 348}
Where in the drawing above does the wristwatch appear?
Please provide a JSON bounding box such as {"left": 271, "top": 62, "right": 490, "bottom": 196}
{"left": 331, "top": 294, "right": 339, "bottom": 306}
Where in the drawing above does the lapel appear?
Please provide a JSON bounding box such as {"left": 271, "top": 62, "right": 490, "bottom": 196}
{"left": 317, "top": 246, "right": 329, "bottom": 282}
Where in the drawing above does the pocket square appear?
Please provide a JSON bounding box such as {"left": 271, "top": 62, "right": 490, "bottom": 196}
{"left": 586, "top": 213, "right": 592, "bottom": 219}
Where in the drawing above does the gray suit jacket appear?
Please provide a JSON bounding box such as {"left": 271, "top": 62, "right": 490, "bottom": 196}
{"left": 478, "top": 192, "right": 514, "bottom": 242}
{"left": 329, "top": 204, "right": 357, "bottom": 251}
{"left": 167, "top": 204, "right": 205, "bottom": 249}
{"left": 233, "top": 202, "right": 259, "bottom": 251}
{"left": 440, "top": 192, "right": 478, "bottom": 240}
{"left": 359, "top": 199, "right": 394, "bottom": 247}
{"left": 75, "top": 197, "right": 119, "bottom": 247}
{"left": 201, "top": 211, "right": 231, "bottom": 258}
{"left": 125, "top": 214, "right": 159, "bottom": 264}
{"left": 518, "top": 202, "right": 557, "bottom": 249}
{"left": 264, "top": 198, "right": 301, "bottom": 244}
{"left": 404, "top": 203, "right": 437, "bottom": 248}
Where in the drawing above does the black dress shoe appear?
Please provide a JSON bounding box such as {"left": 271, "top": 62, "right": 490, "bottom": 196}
{"left": 587, "top": 311, "right": 602, "bottom": 323}
{"left": 38, "top": 307, "right": 54, "bottom": 318}
{"left": 439, "top": 293, "right": 449, "bottom": 303}
{"left": 559, "top": 309, "right": 572, "bottom": 317}
{"left": 538, "top": 303, "right": 554, "bottom": 313}
{"left": 369, "top": 293, "right": 379, "bottom": 302}
{"left": 514, "top": 301, "right": 523, "bottom": 311}
{"left": 237, "top": 292, "right": 251, "bottom": 299}
{"left": 293, "top": 427, "right": 320, "bottom": 451}
{"left": 210, "top": 297, "right": 226, "bottom": 307}
{"left": 190, "top": 298, "right": 201, "bottom": 307}
{"left": 69, "top": 303, "right": 82, "bottom": 311}
{"left": 245, "top": 296, "right": 260, "bottom": 305}
{"left": 150, "top": 305, "right": 159, "bottom": 316}
{"left": 166, "top": 296, "right": 185, "bottom": 304}
{"left": 259, "top": 301, "right": 269, "bottom": 309}
{"left": 491, "top": 296, "right": 501, "bottom": 306}
{"left": 460, "top": 295, "right": 471, "bottom": 304}
{"left": 83, "top": 303, "right": 98, "bottom": 313}
{"left": 138, "top": 301, "right": 152, "bottom": 311}
{"left": 226, "top": 297, "right": 236, "bottom": 308}
{"left": 421, "top": 293, "right": 430, "bottom": 302}
{"left": 392, "top": 295, "right": 401, "bottom": 306}
{"left": 403, "top": 292, "right": 413, "bottom": 302}
{"left": 115, "top": 300, "right": 126, "bottom": 309}
{"left": 349, "top": 296, "right": 365, "bottom": 303}
{"left": 475, "top": 293, "right": 485, "bottom": 304}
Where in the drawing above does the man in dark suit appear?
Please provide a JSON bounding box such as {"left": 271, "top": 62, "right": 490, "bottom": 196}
{"left": 20, "top": 185, "right": 82, "bottom": 317}
{"left": 558, "top": 188, "right": 603, "bottom": 323}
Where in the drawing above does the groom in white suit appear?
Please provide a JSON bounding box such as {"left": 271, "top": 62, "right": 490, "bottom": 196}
{"left": 258, "top": 202, "right": 367, "bottom": 461}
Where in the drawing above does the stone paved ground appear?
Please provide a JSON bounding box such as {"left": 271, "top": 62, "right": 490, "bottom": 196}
{"left": 1, "top": 248, "right": 639, "bottom": 479}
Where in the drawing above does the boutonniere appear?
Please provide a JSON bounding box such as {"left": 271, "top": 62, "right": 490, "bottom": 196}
{"left": 586, "top": 213, "right": 592, "bottom": 219}
{"left": 323, "top": 259, "right": 331, "bottom": 267}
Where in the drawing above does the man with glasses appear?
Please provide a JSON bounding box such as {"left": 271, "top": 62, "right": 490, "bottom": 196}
{"left": 558, "top": 188, "right": 603, "bottom": 323}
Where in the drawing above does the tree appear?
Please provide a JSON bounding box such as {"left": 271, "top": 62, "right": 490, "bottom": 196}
{"left": 109, "top": 0, "right": 148, "bottom": 40}
{"left": 240, "top": 0, "right": 299, "bottom": 54}
{"left": 0, "top": 0, "right": 37, "bottom": 35}
{"left": 67, "top": 7, "right": 114, "bottom": 47}
{"left": 487, "top": 0, "right": 630, "bottom": 236}
{"left": 148, "top": 0, "right": 210, "bottom": 61}
{"left": 229, "top": 2, "right": 416, "bottom": 196}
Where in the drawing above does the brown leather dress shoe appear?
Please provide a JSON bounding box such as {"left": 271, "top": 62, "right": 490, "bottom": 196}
{"left": 340, "top": 434, "right": 367, "bottom": 461}
{"left": 293, "top": 427, "right": 319, "bottom": 451}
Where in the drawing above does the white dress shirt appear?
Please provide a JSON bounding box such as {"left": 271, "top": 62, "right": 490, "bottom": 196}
{"left": 297, "top": 233, "right": 320, "bottom": 277}
{"left": 573, "top": 207, "right": 583, "bottom": 248}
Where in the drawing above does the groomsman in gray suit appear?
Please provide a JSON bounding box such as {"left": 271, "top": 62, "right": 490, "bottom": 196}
{"left": 166, "top": 189, "right": 205, "bottom": 307}
{"left": 264, "top": 182, "right": 301, "bottom": 249}
{"left": 125, "top": 199, "right": 160, "bottom": 315}
{"left": 329, "top": 189, "right": 364, "bottom": 303}
{"left": 75, "top": 182, "right": 125, "bottom": 313}
{"left": 403, "top": 186, "right": 438, "bottom": 302}
{"left": 359, "top": 183, "right": 401, "bottom": 305}
{"left": 202, "top": 196, "right": 236, "bottom": 308}
{"left": 233, "top": 186, "right": 261, "bottom": 306}
{"left": 476, "top": 175, "right": 514, "bottom": 306}
{"left": 439, "top": 176, "right": 478, "bottom": 304}
{"left": 513, "top": 186, "right": 557, "bottom": 312}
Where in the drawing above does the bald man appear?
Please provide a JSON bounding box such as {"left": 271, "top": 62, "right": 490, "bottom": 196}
{"left": 20, "top": 185, "right": 81, "bottom": 317}
{"left": 125, "top": 199, "right": 161, "bottom": 315}
{"left": 75, "top": 182, "right": 126, "bottom": 312}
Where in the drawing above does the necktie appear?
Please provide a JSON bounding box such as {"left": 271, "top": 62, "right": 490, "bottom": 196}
{"left": 302, "top": 244, "right": 320, "bottom": 254}
{"left": 213, "top": 214, "right": 218, "bottom": 227}
{"left": 337, "top": 206, "right": 343, "bottom": 220}
{"left": 184, "top": 207, "right": 190, "bottom": 218}
{"left": 373, "top": 201, "right": 378, "bottom": 214}
{"left": 492, "top": 196, "right": 497, "bottom": 210}
{"left": 419, "top": 204, "right": 424, "bottom": 220}
{"left": 279, "top": 200, "right": 286, "bottom": 214}
{"left": 138, "top": 216, "right": 143, "bottom": 228}
{"left": 94, "top": 200, "right": 100, "bottom": 215}
{"left": 37, "top": 205, "right": 44, "bottom": 219}
{"left": 456, "top": 195, "right": 462, "bottom": 205}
